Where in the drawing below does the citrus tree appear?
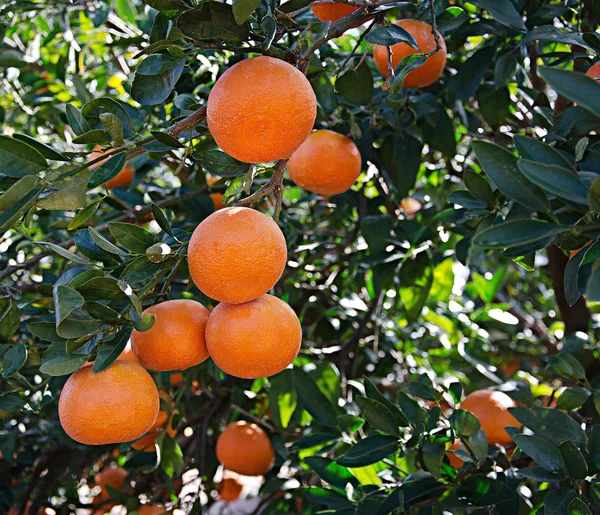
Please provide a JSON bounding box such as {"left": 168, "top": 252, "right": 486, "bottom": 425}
{"left": 1, "top": 0, "right": 600, "bottom": 513}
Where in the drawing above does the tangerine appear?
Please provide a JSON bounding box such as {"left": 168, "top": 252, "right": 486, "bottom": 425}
{"left": 88, "top": 145, "right": 135, "bottom": 189}
{"left": 131, "top": 299, "right": 210, "bottom": 371}
{"left": 138, "top": 506, "right": 169, "bottom": 515}
{"left": 59, "top": 361, "right": 159, "bottom": 445}
{"left": 373, "top": 19, "right": 447, "bottom": 88}
{"left": 400, "top": 197, "right": 422, "bottom": 219}
{"left": 460, "top": 390, "right": 520, "bottom": 446}
{"left": 447, "top": 440, "right": 464, "bottom": 469}
{"left": 218, "top": 477, "right": 243, "bottom": 502}
{"left": 586, "top": 61, "right": 600, "bottom": 81}
{"left": 188, "top": 207, "right": 287, "bottom": 304}
{"left": 95, "top": 465, "right": 129, "bottom": 500}
{"left": 206, "top": 294, "right": 302, "bottom": 379}
{"left": 216, "top": 421, "right": 274, "bottom": 476}
{"left": 131, "top": 409, "right": 177, "bottom": 451}
{"left": 207, "top": 56, "right": 316, "bottom": 163}
{"left": 287, "top": 130, "right": 362, "bottom": 198}
{"left": 207, "top": 176, "right": 226, "bottom": 210}
{"left": 312, "top": 2, "right": 360, "bottom": 23}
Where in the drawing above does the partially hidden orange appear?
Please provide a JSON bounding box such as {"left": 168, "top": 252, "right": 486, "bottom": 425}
{"left": 206, "top": 294, "right": 302, "bottom": 379}
{"left": 88, "top": 145, "right": 135, "bottom": 189}
{"left": 95, "top": 465, "right": 129, "bottom": 500}
{"left": 312, "top": 2, "right": 360, "bottom": 23}
{"left": 586, "top": 61, "right": 600, "bottom": 81}
{"left": 207, "top": 56, "right": 316, "bottom": 163}
{"left": 207, "top": 176, "right": 225, "bottom": 210}
{"left": 216, "top": 421, "right": 274, "bottom": 476}
{"left": 188, "top": 207, "right": 287, "bottom": 304}
{"left": 218, "top": 477, "right": 243, "bottom": 502}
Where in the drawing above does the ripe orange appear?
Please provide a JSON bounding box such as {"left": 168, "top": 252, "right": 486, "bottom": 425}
{"left": 138, "top": 505, "right": 169, "bottom": 515}
{"left": 131, "top": 409, "right": 177, "bottom": 451}
{"left": 95, "top": 465, "right": 129, "bottom": 500}
{"left": 59, "top": 361, "right": 159, "bottom": 445}
{"left": 207, "top": 176, "right": 225, "bottom": 210}
{"left": 447, "top": 441, "right": 463, "bottom": 469}
{"left": 218, "top": 477, "right": 243, "bottom": 502}
{"left": 216, "top": 421, "right": 274, "bottom": 475}
{"left": 169, "top": 372, "right": 184, "bottom": 386}
{"left": 207, "top": 56, "right": 316, "bottom": 163}
{"left": 587, "top": 61, "right": 600, "bottom": 81}
{"left": 287, "top": 130, "right": 362, "bottom": 198}
{"left": 373, "top": 19, "right": 447, "bottom": 88}
{"left": 188, "top": 207, "right": 287, "bottom": 304}
{"left": 500, "top": 359, "right": 521, "bottom": 377}
{"left": 460, "top": 390, "right": 520, "bottom": 446}
{"left": 400, "top": 197, "right": 422, "bottom": 219}
{"left": 206, "top": 294, "right": 302, "bottom": 379}
{"left": 312, "top": 2, "right": 360, "bottom": 23}
{"left": 88, "top": 145, "right": 135, "bottom": 189}
{"left": 131, "top": 299, "right": 210, "bottom": 371}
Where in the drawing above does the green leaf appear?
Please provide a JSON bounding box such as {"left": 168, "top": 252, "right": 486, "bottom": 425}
{"left": 65, "top": 104, "right": 91, "bottom": 136}
{"left": 141, "top": 0, "right": 186, "bottom": 10}
{"left": 132, "top": 56, "right": 185, "bottom": 105}
{"left": 361, "top": 215, "right": 393, "bottom": 253}
{"left": 447, "top": 47, "right": 495, "bottom": 102}
{"left": 54, "top": 285, "right": 85, "bottom": 329}
{"left": 72, "top": 129, "right": 108, "bottom": 145}
{"left": 548, "top": 353, "right": 586, "bottom": 380}
{"left": 390, "top": 54, "right": 429, "bottom": 95}
{"left": 99, "top": 113, "right": 124, "bottom": 144}
{"left": 473, "top": 221, "right": 565, "bottom": 249}
{"left": 12, "top": 134, "right": 68, "bottom": 161}
{"left": 557, "top": 388, "right": 591, "bottom": 411}
{"left": 337, "top": 435, "right": 398, "bottom": 467}
{"left": 150, "top": 131, "right": 184, "bottom": 148}
{"left": 37, "top": 172, "right": 90, "bottom": 211}
{"left": 177, "top": 3, "right": 250, "bottom": 42}
{"left": 269, "top": 369, "right": 297, "bottom": 429}
{"left": 364, "top": 378, "right": 408, "bottom": 428}
{"left": 150, "top": 204, "right": 174, "bottom": 237}
{"left": 539, "top": 67, "right": 600, "bottom": 119}
{"left": 0, "top": 297, "right": 20, "bottom": 341}
{"left": 471, "top": 140, "right": 549, "bottom": 211}
{"left": 464, "top": 170, "right": 494, "bottom": 204}
{"left": 356, "top": 396, "right": 400, "bottom": 436}
{"left": 0, "top": 175, "right": 40, "bottom": 211}
{"left": 437, "top": 7, "right": 468, "bottom": 33}
{"left": 513, "top": 434, "right": 566, "bottom": 474}
{"left": 158, "top": 434, "right": 184, "bottom": 477}
{"left": 544, "top": 489, "right": 577, "bottom": 515}
{"left": 477, "top": 85, "right": 510, "bottom": 128}
{"left": 122, "top": 256, "right": 163, "bottom": 283}
{"left": 560, "top": 440, "right": 587, "bottom": 480}
{"left": 292, "top": 367, "right": 338, "bottom": 428}
{"left": 304, "top": 456, "right": 358, "bottom": 489}
{"left": 195, "top": 150, "right": 250, "bottom": 177}
{"left": 92, "top": 328, "right": 132, "bottom": 373}
{"left": 108, "top": 222, "right": 157, "bottom": 254}
{"left": 568, "top": 498, "right": 593, "bottom": 515}
{"left": 232, "top": 0, "right": 261, "bottom": 24}
{"left": 81, "top": 97, "right": 135, "bottom": 138}
{"left": 88, "top": 153, "right": 127, "bottom": 189}
{"left": 2, "top": 344, "right": 27, "bottom": 378}
{"left": 89, "top": 227, "right": 129, "bottom": 256}
{"left": 336, "top": 60, "right": 373, "bottom": 106}
{"left": 450, "top": 409, "right": 481, "bottom": 437}
{"left": 0, "top": 186, "right": 42, "bottom": 232}
{"left": 466, "top": 429, "right": 489, "bottom": 465}
{"left": 517, "top": 160, "right": 589, "bottom": 205}
{"left": 514, "top": 135, "right": 574, "bottom": 170}
{"left": 509, "top": 407, "right": 586, "bottom": 445}
{"left": 0, "top": 49, "right": 29, "bottom": 68}
{"left": 0, "top": 395, "right": 25, "bottom": 412}
{"left": 468, "top": 0, "right": 527, "bottom": 32}
{"left": 456, "top": 474, "right": 516, "bottom": 507}
{"left": 0, "top": 135, "right": 48, "bottom": 178}
{"left": 300, "top": 487, "right": 351, "bottom": 508}
{"left": 421, "top": 441, "right": 444, "bottom": 478}
{"left": 365, "top": 24, "right": 419, "bottom": 48}
{"left": 380, "top": 135, "right": 423, "bottom": 196}
{"left": 68, "top": 201, "right": 101, "bottom": 231}
{"left": 77, "top": 277, "right": 128, "bottom": 301}
{"left": 40, "top": 353, "right": 90, "bottom": 376}
{"left": 494, "top": 52, "right": 518, "bottom": 86}
{"left": 38, "top": 241, "right": 92, "bottom": 265}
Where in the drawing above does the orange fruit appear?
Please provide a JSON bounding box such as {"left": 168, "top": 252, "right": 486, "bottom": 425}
{"left": 218, "top": 477, "right": 243, "bottom": 502}
{"left": 373, "top": 19, "right": 447, "bottom": 88}
{"left": 88, "top": 145, "right": 135, "bottom": 189}
{"left": 206, "top": 294, "right": 302, "bottom": 379}
{"left": 312, "top": 2, "right": 360, "bottom": 23}
{"left": 138, "top": 505, "right": 169, "bottom": 515}
{"left": 131, "top": 409, "right": 177, "bottom": 451}
{"left": 400, "top": 197, "right": 422, "bottom": 219}
{"left": 59, "top": 361, "right": 159, "bottom": 445}
{"left": 169, "top": 372, "right": 184, "bottom": 386}
{"left": 586, "top": 61, "right": 600, "bottom": 81}
{"left": 207, "top": 176, "right": 225, "bottom": 210}
{"left": 216, "top": 421, "right": 274, "bottom": 475}
{"left": 188, "top": 207, "right": 287, "bottom": 304}
{"left": 207, "top": 56, "right": 316, "bottom": 163}
{"left": 460, "top": 390, "right": 520, "bottom": 446}
{"left": 287, "top": 130, "right": 362, "bottom": 198}
{"left": 95, "top": 465, "right": 129, "bottom": 500}
{"left": 447, "top": 441, "right": 464, "bottom": 469}
{"left": 131, "top": 299, "right": 210, "bottom": 371}
{"left": 500, "top": 359, "right": 521, "bottom": 377}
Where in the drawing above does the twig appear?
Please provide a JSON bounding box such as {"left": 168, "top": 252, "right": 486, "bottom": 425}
{"left": 236, "top": 160, "right": 287, "bottom": 216}
{"left": 334, "top": 18, "right": 377, "bottom": 76}
{"left": 429, "top": 0, "right": 442, "bottom": 53}
{"left": 382, "top": 45, "right": 394, "bottom": 91}
{"left": 231, "top": 404, "right": 277, "bottom": 432}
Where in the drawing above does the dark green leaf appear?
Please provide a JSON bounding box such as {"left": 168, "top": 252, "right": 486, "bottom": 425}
{"left": 336, "top": 60, "right": 373, "bottom": 106}
{"left": 356, "top": 396, "right": 400, "bottom": 436}
{"left": 150, "top": 204, "right": 174, "bottom": 237}
{"left": 93, "top": 328, "right": 132, "bottom": 373}
{"left": 72, "top": 129, "right": 107, "bottom": 145}
{"left": 132, "top": 56, "right": 185, "bottom": 105}
{"left": 65, "top": 104, "right": 91, "bottom": 136}
{"left": 544, "top": 489, "right": 577, "bottom": 515}
{"left": 464, "top": 170, "right": 494, "bottom": 204}
{"left": 518, "top": 160, "right": 589, "bottom": 205}
{"left": 0, "top": 135, "right": 47, "bottom": 178}
{"left": 337, "top": 435, "right": 398, "bottom": 467}
{"left": 177, "top": 3, "right": 250, "bottom": 42}
{"left": 509, "top": 407, "right": 586, "bottom": 445}
{"left": 514, "top": 135, "right": 574, "bottom": 170}
{"left": 456, "top": 474, "right": 516, "bottom": 507}
{"left": 365, "top": 24, "right": 419, "bottom": 49}
{"left": 300, "top": 487, "right": 351, "bottom": 508}
{"left": 99, "top": 113, "right": 124, "bottom": 144}
{"left": 68, "top": 201, "right": 101, "bottom": 231}
{"left": 560, "top": 440, "right": 587, "bottom": 480}
{"left": 361, "top": 215, "right": 393, "bottom": 253}
{"left": 513, "top": 434, "right": 566, "bottom": 474}
{"left": 494, "top": 52, "right": 518, "bottom": 86}
{"left": 568, "top": 498, "right": 593, "bottom": 515}
{"left": 0, "top": 395, "right": 25, "bottom": 412}
{"left": 158, "top": 433, "right": 184, "bottom": 477}
{"left": 380, "top": 135, "right": 423, "bottom": 196}
{"left": 539, "top": 67, "right": 600, "bottom": 119}
{"left": 13, "top": 134, "right": 67, "bottom": 161}
{"left": 196, "top": 150, "right": 250, "bottom": 177}
{"left": 473, "top": 220, "right": 565, "bottom": 249}
{"left": 232, "top": 0, "right": 261, "bottom": 24}
{"left": 468, "top": 0, "right": 527, "bottom": 31}
{"left": 304, "top": 456, "right": 358, "bottom": 489}
{"left": 421, "top": 441, "right": 444, "bottom": 478}
{"left": 364, "top": 378, "right": 408, "bottom": 428}
{"left": 2, "top": 345, "right": 27, "bottom": 378}
{"left": 108, "top": 222, "right": 157, "bottom": 254}
{"left": 292, "top": 367, "right": 338, "bottom": 428}
{"left": 450, "top": 409, "right": 481, "bottom": 436}
{"left": 390, "top": 54, "right": 429, "bottom": 95}
{"left": 0, "top": 175, "right": 39, "bottom": 211}
{"left": 81, "top": 97, "right": 135, "bottom": 138}
{"left": 557, "top": 388, "right": 590, "bottom": 411}
{"left": 150, "top": 131, "right": 184, "bottom": 148}
{"left": 142, "top": 0, "right": 186, "bottom": 10}
{"left": 0, "top": 297, "right": 19, "bottom": 341}
{"left": 88, "top": 153, "right": 127, "bottom": 189}
{"left": 40, "top": 353, "right": 90, "bottom": 376}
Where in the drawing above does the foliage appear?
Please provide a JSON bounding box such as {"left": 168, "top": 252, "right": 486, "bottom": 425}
{"left": 0, "top": 0, "right": 600, "bottom": 513}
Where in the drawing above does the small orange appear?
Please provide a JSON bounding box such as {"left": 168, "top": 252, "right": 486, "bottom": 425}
{"left": 206, "top": 294, "right": 302, "bottom": 379}
{"left": 312, "top": 2, "right": 360, "bottom": 23}
{"left": 447, "top": 440, "right": 464, "bottom": 469}
{"left": 218, "top": 477, "right": 244, "bottom": 502}
{"left": 207, "top": 56, "right": 316, "bottom": 163}
{"left": 131, "top": 409, "right": 177, "bottom": 451}
{"left": 217, "top": 421, "right": 274, "bottom": 476}
{"left": 169, "top": 372, "right": 185, "bottom": 386}
{"left": 138, "top": 505, "right": 170, "bottom": 515}
{"left": 188, "top": 207, "right": 287, "bottom": 304}
{"left": 59, "top": 361, "right": 159, "bottom": 445}
{"left": 207, "top": 176, "right": 226, "bottom": 210}
{"left": 131, "top": 299, "right": 210, "bottom": 371}
{"left": 95, "top": 465, "right": 129, "bottom": 500}
{"left": 400, "top": 197, "right": 422, "bottom": 219}
{"left": 586, "top": 61, "right": 600, "bottom": 82}
{"left": 373, "top": 19, "right": 447, "bottom": 88}
{"left": 287, "top": 130, "right": 362, "bottom": 198}
{"left": 460, "top": 390, "right": 520, "bottom": 446}
{"left": 88, "top": 145, "right": 135, "bottom": 189}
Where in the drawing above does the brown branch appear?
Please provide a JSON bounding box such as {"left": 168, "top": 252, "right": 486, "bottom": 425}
{"left": 236, "top": 160, "right": 287, "bottom": 215}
